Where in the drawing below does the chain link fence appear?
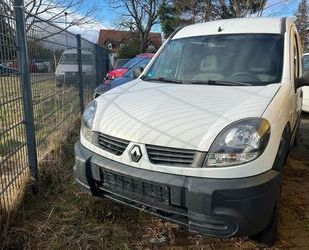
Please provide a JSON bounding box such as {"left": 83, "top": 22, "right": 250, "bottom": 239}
{"left": 0, "top": 0, "right": 109, "bottom": 214}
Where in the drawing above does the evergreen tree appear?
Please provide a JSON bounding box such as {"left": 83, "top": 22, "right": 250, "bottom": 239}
{"left": 158, "top": 0, "right": 267, "bottom": 38}
{"left": 118, "top": 36, "right": 141, "bottom": 59}
{"left": 294, "top": 0, "right": 309, "bottom": 50}
{"left": 158, "top": 2, "right": 181, "bottom": 38}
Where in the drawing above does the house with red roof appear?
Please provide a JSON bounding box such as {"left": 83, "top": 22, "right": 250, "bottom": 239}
{"left": 98, "top": 29, "right": 162, "bottom": 64}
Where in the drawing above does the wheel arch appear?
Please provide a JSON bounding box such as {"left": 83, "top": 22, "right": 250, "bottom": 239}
{"left": 272, "top": 122, "right": 291, "bottom": 171}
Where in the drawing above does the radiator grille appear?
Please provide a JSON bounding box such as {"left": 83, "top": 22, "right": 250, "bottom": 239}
{"left": 98, "top": 133, "right": 129, "bottom": 156}
{"left": 146, "top": 145, "right": 196, "bottom": 166}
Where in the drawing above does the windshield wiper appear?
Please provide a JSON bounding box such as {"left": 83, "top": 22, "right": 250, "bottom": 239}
{"left": 142, "top": 77, "right": 182, "bottom": 84}
{"left": 142, "top": 77, "right": 251, "bottom": 86}
{"left": 184, "top": 80, "right": 250, "bottom": 86}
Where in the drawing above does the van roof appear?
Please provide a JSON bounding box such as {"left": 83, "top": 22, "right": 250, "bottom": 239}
{"left": 62, "top": 49, "right": 93, "bottom": 55}
{"left": 173, "top": 18, "right": 287, "bottom": 40}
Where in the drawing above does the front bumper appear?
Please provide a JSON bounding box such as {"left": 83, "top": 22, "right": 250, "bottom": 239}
{"left": 74, "top": 141, "right": 282, "bottom": 238}
{"left": 303, "top": 99, "right": 309, "bottom": 112}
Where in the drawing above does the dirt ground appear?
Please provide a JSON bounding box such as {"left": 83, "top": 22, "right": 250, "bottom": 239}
{"left": 1, "top": 114, "right": 309, "bottom": 250}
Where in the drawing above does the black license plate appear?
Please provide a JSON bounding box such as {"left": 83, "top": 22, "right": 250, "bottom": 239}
{"left": 99, "top": 169, "right": 170, "bottom": 205}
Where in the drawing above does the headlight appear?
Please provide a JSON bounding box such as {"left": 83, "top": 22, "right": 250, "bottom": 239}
{"left": 81, "top": 100, "right": 97, "bottom": 141}
{"left": 205, "top": 118, "right": 270, "bottom": 167}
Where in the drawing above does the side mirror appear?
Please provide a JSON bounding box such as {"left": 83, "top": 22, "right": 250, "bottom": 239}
{"left": 298, "top": 70, "right": 309, "bottom": 88}
{"left": 133, "top": 67, "right": 143, "bottom": 79}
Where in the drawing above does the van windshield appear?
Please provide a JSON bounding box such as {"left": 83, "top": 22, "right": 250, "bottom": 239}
{"left": 59, "top": 54, "right": 94, "bottom": 65}
{"left": 143, "top": 34, "right": 284, "bottom": 85}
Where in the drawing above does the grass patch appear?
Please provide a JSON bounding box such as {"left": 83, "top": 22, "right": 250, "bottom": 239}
{"left": 0, "top": 122, "right": 133, "bottom": 249}
{"left": 0, "top": 75, "right": 81, "bottom": 212}
{"left": 304, "top": 219, "right": 309, "bottom": 232}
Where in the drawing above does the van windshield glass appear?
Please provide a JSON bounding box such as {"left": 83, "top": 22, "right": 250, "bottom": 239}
{"left": 143, "top": 34, "right": 284, "bottom": 85}
{"left": 59, "top": 54, "right": 94, "bottom": 65}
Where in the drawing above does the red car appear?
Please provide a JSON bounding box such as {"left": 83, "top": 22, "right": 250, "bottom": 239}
{"left": 104, "top": 53, "right": 154, "bottom": 84}
{"left": 6, "top": 60, "right": 38, "bottom": 73}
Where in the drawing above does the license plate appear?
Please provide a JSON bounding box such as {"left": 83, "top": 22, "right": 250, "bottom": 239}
{"left": 100, "top": 169, "right": 170, "bottom": 205}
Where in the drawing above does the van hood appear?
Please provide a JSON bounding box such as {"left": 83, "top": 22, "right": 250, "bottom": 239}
{"left": 93, "top": 80, "right": 280, "bottom": 151}
{"left": 55, "top": 64, "right": 94, "bottom": 75}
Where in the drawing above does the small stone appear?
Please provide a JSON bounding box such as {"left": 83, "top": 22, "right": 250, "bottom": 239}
{"left": 149, "top": 235, "right": 167, "bottom": 244}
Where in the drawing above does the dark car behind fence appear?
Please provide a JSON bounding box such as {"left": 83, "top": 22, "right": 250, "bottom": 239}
{"left": 0, "top": 0, "right": 109, "bottom": 215}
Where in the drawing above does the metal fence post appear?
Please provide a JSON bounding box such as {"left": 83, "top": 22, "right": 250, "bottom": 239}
{"left": 14, "top": 0, "right": 39, "bottom": 189}
{"left": 104, "top": 48, "right": 110, "bottom": 77}
{"left": 76, "top": 34, "right": 84, "bottom": 113}
{"left": 95, "top": 44, "right": 100, "bottom": 85}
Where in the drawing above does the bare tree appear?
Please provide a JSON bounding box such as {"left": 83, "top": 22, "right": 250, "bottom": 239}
{"left": 24, "top": 0, "right": 98, "bottom": 31}
{"left": 110, "top": 0, "right": 165, "bottom": 53}
{"left": 0, "top": 3, "right": 17, "bottom": 61}
{"left": 3, "top": 0, "right": 98, "bottom": 36}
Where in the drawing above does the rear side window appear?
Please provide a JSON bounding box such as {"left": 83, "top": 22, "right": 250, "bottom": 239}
{"left": 59, "top": 53, "right": 93, "bottom": 65}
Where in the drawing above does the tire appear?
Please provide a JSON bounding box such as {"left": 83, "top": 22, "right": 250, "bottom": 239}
{"left": 293, "top": 130, "right": 299, "bottom": 146}
{"left": 250, "top": 127, "right": 288, "bottom": 246}
{"left": 293, "top": 122, "right": 300, "bottom": 147}
{"left": 250, "top": 188, "right": 281, "bottom": 246}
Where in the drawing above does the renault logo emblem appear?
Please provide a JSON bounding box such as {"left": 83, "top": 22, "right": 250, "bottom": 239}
{"left": 130, "top": 145, "right": 142, "bottom": 163}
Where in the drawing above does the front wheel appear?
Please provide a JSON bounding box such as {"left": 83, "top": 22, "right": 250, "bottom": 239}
{"left": 250, "top": 188, "right": 281, "bottom": 246}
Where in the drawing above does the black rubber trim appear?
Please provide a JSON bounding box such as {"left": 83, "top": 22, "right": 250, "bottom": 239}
{"left": 99, "top": 189, "right": 238, "bottom": 237}
{"left": 290, "top": 114, "right": 301, "bottom": 147}
{"left": 291, "top": 114, "right": 300, "bottom": 136}
{"left": 74, "top": 141, "right": 282, "bottom": 237}
{"left": 169, "top": 25, "right": 186, "bottom": 39}
{"left": 281, "top": 17, "right": 287, "bottom": 34}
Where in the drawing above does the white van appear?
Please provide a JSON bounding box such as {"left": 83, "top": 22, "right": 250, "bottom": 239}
{"left": 55, "top": 49, "right": 95, "bottom": 87}
{"left": 302, "top": 53, "right": 309, "bottom": 112}
{"left": 74, "top": 18, "right": 308, "bottom": 246}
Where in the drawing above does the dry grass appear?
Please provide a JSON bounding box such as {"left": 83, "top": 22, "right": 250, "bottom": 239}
{"left": 0, "top": 75, "right": 80, "bottom": 213}
{"left": 0, "top": 121, "right": 133, "bottom": 249}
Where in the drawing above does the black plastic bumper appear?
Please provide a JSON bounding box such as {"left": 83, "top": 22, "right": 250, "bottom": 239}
{"left": 74, "top": 141, "right": 282, "bottom": 238}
